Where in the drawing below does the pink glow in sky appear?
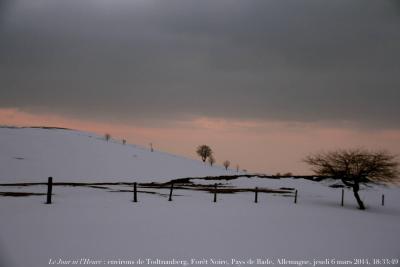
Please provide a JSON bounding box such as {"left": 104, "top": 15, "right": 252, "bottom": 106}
{"left": 1, "top": 108, "right": 400, "bottom": 174}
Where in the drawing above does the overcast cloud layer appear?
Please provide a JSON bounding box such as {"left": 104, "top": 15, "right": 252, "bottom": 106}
{"left": 1, "top": 0, "right": 399, "bottom": 127}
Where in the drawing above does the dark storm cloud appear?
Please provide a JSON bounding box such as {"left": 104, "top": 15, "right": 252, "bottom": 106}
{"left": 0, "top": 0, "right": 399, "bottom": 127}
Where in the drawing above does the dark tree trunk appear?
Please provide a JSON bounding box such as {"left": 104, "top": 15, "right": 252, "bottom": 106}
{"left": 341, "top": 178, "right": 365, "bottom": 210}
{"left": 352, "top": 183, "right": 365, "bottom": 210}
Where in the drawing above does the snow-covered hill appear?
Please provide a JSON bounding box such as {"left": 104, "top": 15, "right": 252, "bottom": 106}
{"left": 1, "top": 127, "right": 399, "bottom": 267}
{"left": 0, "top": 127, "right": 238, "bottom": 183}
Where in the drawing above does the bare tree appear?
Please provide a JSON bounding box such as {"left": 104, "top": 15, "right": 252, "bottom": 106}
{"left": 122, "top": 139, "right": 126, "bottom": 145}
{"left": 223, "top": 160, "right": 230, "bottom": 170}
{"left": 208, "top": 155, "right": 216, "bottom": 166}
{"left": 196, "top": 145, "right": 213, "bottom": 162}
{"left": 236, "top": 164, "right": 240, "bottom": 172}
{"left": 150, "top": 143, "right": 154, "bottom": 152}
{"left": 304, "top": 148, "right": 399, "bottom": 210}
{"left": 104, "top": 133, "right": 111, "bottom": 141}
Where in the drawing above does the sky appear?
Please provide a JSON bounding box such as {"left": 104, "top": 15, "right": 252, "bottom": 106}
{"left": 1, "top": 0, "right": 400, "bottom": 174}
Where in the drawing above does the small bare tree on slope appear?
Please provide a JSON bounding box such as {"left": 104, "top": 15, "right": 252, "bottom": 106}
{"left": 196, "top": 145, "right": 213, "bottom": 162}
{"left": 208, "top": 155, "right": 216, "bottom": 166}
{"left": 223, "top": 160, "right": 231, "bottom": 170}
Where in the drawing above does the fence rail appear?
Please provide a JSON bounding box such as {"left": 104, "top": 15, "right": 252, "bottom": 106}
{"left": 0, "top": 177, "right": 389, "bottom": 208}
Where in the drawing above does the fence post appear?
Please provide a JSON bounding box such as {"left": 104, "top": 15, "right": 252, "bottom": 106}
{"left": 294, "top": 190, "right": 298, "bottom": 204}
{"left": 168, "top": 183, "right": 174, "bottom": 201}
{"left": 341, "top": 188, "right": 344, "bottom": 207}
{"left": 133, "top": 182, "right": 137, "bottom": 202}
{"left": 382, "top": 194, "right": 385, "bottom": 206}
{"left": 46, "top": 177, "right": 53, "bottom": 204}
{"left": 213, "top": 183, "right": 217, "bottom": 203}
{"left": 255, "top": 187, "right": 258, "bottom": 203}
